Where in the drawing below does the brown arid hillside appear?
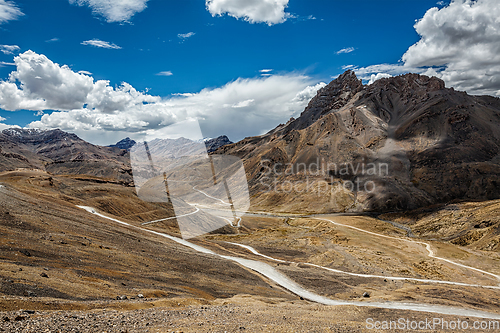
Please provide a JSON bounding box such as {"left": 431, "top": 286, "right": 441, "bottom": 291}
{"left": 217, "top": 71, "right": 500, "bottom": 214}
{"left": 0, "top": 170, "right": 284, "bottom": 303}
{"left": 0, "top": 128, "right": 133, "bottom": 184}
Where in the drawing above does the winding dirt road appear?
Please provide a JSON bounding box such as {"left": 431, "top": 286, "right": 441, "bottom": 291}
{"left": 77, "top": 205, "right": 500, "bottom": 320}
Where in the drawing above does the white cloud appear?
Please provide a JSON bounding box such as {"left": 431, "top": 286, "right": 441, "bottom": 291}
{"left": 0, "top": 50, "right": 159, "bottom": 112}
{"left": 0, "top": 115, "right": 20, "bottom": 131}
{"left": 206, "top": 0, "right": 291, "bottom": 26}
{"left": 403, "top": 0, "right": 500, "bottom": 96}
{"left": 229, "top": 99, "right": 254, "bottom": 108}
{"left": 0, "top": 61, "right": 15, "bottom": 66}
{"left": 300, "top": 14, "right": 316, "bottom": 21}
{"left": 0, "top": 44, "right": 20, "bottom": 55}
{"left": 156, "top": 71, "right": 173, "bottom": 76}
{"left": 0, "top": 0, "right": 23, "bottom": 24}
{"left": 368, "top": 73, "right": 392, "bottom": 85}
{"left": 69, "top": 0, "right": 148, "bottom": 23}
{"left": 354, "top": 63, "right": 415, "bottom": 80}
{"left": 0, "top": 123, "right": 19, "bottom": 131}
{"left": 291, "top": 82, "right": 326, "bottom": 103}
{"left": 358, "top": 0, "right": 500, "bottom": 96}
{"left": 81, "top": 39, "right": 122, "bottom": 49}
{"left": 77, "top": 70, "right": 93, "bottom": 75}
{"left": 178, "top": 32, "right": 195, "bottom": 40}
{"left": 259, "top": 69, "right": 273, "bottom": 73}
{"left": 288, "top": 13, "right": 316, "bottom": 22}
{"left": 336, "top": 47, "right": 355, "bottom": 55}
{"left": 0, "top": 51, "right": 325, "bottom": 144}
{"left": 46, "top": 38, "right": 60, "bottom": 43}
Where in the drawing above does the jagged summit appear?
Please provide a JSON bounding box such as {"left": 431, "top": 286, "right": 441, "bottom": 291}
{"left": 284, "top": 71, "right": 450, "bottom": 134}
{"left": 287, "top": 70, "right": 363, "bottom": 131}
{"left": 205, "top": 135, "right": 233, "bottom": 153}
{"left": 109, "top": 137, "right": 137, "bottom": 151}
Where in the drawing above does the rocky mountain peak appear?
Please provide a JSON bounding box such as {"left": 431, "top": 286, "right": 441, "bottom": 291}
{"left": 221, "top": 69, "right": 500, "bottom": 214}
{"left": 286, "top": 70, "right": 364, "bottom": 131}
{"left": 205, "top": 135, "right": 233, "bottom": 153}
{"left": 108, "top": 137, "right": 137, "bottom": 151}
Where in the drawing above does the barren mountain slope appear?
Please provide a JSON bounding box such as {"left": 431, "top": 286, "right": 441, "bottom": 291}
{"left": 218, "top": 71, "right": 500, "bottom": 213}
{"left": 0, "top": 170, "right": 289, "bottom": 306}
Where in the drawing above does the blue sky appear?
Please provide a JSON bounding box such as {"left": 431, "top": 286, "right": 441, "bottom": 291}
{"left": 0, "top": 0, "right": 498, "bottom": 144}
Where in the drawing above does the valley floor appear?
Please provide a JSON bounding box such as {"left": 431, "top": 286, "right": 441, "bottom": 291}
{"left": 1, "top": 170, "right": 500, "bottom": 332}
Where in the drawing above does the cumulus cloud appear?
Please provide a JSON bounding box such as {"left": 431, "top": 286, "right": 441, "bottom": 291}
{"left": 368, "top": 73, "right": 392, "bottom": 85}
{"left": 353, "top": 63, "right": 416, "bottom": 81}
{"left": 357, "top": 0, "right": 500, "bottom": 96}
{"left": 336, "top": 47, "right": 355, "bottom": 55}
{"left": 291, "top": 82, "right": 327, "bottom": 103}
{"left": 0, "top": 50, "right": 159, "bottom": 113}
{"left": 0, "top": 44, "right": 20, "bottom": 55}
{"left": 227, "top": 99, "right": 255, "bottom": 108}
{"left": 0, "top": 123, "right": 19, "bottom": 131}
{"left": 0, "top": 0, "right": 23, "bottom": 24}
{"left": 69, "top": 0, "right": 148, "bottom": 23}
{"left": 0, "top": 114, "right": 19, "bottom": 131}
{"left": 403, "top": 0, "right": 500, "bottom": 95}
{"left": 78, "top": 70, "right": 93, "bottom": 75}
{"left": 81, "top": 39, "right": 122, "bottom": 49}
{"left": 156, "top": 71, "right": 173, "bottom": 76}
{"left": 206, "top": 0, "right": 291, "bottom": 25}
{"left": 0, "top": 51, "right": 325, "bottom": 144}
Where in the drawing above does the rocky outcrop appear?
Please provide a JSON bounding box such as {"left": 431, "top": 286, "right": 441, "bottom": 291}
{"left": 205, "top": 135, "right": 233, "bottom": 153}
{"left": 108, "top": 137, "right": 136, "bottom": 151}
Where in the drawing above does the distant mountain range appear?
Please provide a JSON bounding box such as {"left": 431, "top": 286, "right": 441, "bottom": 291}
{"left": 0, "top": 128, "right": 133, "bottom": 184}
{"left": 107, "top": 136, "right": 233, "bottom": 153}
{"left": 1, "top": 71, "right": 499, "bottom": 213}
{"left": 0, "top": 129, "right": 233, "bottom": 185}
